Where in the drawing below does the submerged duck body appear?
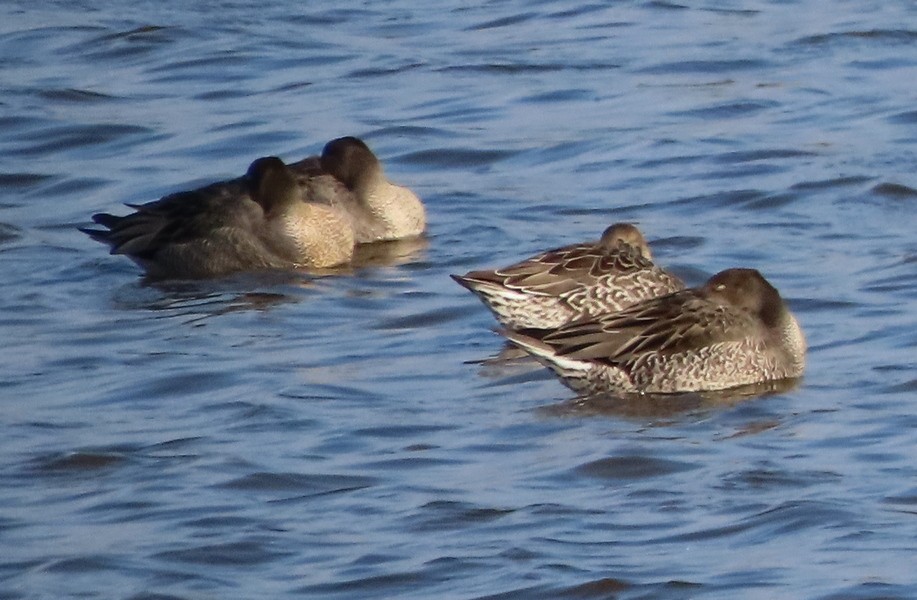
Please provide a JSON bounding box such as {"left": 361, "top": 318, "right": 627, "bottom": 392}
{"left": 502, "top": 268, "right": 806, "bottom": 394}
{"left": 452, "top": 223, "right": 684, "bottom": 329}
{"left": 82, "top": 136, "right": 424, "bottom": 278}
{"left": 83, "top": 156, "right": 355, "bottom": 279}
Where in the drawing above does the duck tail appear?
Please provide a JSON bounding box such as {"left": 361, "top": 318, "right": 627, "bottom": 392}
{"left": 499, "top": 327, "right": 595, "bottom": 381}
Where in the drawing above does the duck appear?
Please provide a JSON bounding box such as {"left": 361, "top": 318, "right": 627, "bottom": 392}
{"left": 245, "top": 156, "right": 355, "bottom": 268}
{"left": 501, "top": 268, "right": 806, "bottom": 394}
{"left": 302, "top": 136, "right": 425, "bottom": 243}
{"left": 451, "top": 223, "right": 684, "bottom": 329}
{"left": 82, "top": 156, "right": 355, "bottom": 279}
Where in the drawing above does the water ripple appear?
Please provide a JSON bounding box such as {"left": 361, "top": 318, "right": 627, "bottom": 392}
{"left": 154, "top": 540, "right": 291, "bottom": 566}
{"left": 217, "top": 472, "right": 376, "bottom": 495}
{"left": 872, "top": 182, "right": 917, "bottom": 199}
{"left": 411, "top": 500, "right": 516, "bottom": 532}
{"left": 3, "top": 0, "right": 917, "bottom": 598}
{"left": 37, "top": 88, "right": 118, "bottom": 103}
{"left": 671, "top": 100, "right": 780, "bottom": 119}
{"left": 889, "top": 109, "right": 917, "bottom": 124}
{"left": 14, "top": 123, "right": 158, "bottom": 157}
{"left": 649, "top": 500, "right": 856, "bottom": 545}
{"left": 32, "top": 451, "right": 128, "bottom": 473}
{"left": 398, "top": 147, "right": 517, "bottom": 168}
{"left": 467, "top": 12, "right": 538, "bottom": 31}
{"left": 794, "top": 29, "right": 917, "bottom": 47}
{"left": 638, "top": 58, "right": 770, "bottom": 74}
{"left": 575, "top": 455, "right": 697, "bottom": 480}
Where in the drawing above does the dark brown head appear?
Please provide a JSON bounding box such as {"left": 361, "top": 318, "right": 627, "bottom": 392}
{"left": 246, "top": 156, "right": 299, "bottom": 215}
{"left": 598, "top": 222, "right": 652, "bottom": 259}
{"left": 702, "top": 268, "right": 784, "bottom": 327}
{"left": 320, "top": 136, "right": 382, "bottom": 191}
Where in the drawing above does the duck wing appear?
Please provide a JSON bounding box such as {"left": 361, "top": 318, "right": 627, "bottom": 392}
{"left": 476, "top": 241, "right": 657, "bottom": 297}
{"left": 87, "top": 176, "right": 262, "bottom": 259}
{"left": 540, "top": 290, "right": 756, "bottom": 365}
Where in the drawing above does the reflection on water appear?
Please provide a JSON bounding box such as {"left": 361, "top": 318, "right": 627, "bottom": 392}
{"left": 351, "top": 236, "right": 430, "bottom": 269}
{"left": 474, "top": 344, "right": 801, "bottom": 417}
{"left": 540, "top": 379, "right": 802, "bottom": 420}
{"left": 1, "top": 0, "right": 916, "bottom": 598}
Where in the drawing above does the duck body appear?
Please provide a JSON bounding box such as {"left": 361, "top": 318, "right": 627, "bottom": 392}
{"left": 299, "top": 136, "right": 425, "bottom": 243}
{"left": 502, "top": 268, "right": 806, "bottom": 394}
{"left": 452, "top": 223, "right": 684, "bottom": 329}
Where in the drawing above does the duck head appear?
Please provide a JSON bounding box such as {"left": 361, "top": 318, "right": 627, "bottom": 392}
{"left": 320, "top": 136, "right": 384, "bottom": 195}
{"left": 702, "top": 268, "right": 784, "bottom": 328}
{"left": 599, "top": 222, "right": 653, "bottom": 260}
{"left": 246, "top": 156, "right": 299, "bottom": 217}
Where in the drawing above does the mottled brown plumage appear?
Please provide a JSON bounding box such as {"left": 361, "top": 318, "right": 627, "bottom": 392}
{"left": 452, "top": 223, "right": 684, "bottom": 329}
{"left": 502, "top": 268, "right": 806, "bottom": 394}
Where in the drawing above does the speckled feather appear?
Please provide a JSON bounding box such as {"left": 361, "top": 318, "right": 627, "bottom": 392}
{"left": 503, "top": 268, "right": 806, "bottom": 394}
{"left": 452, "top": 223, "right": 684, "bottom": 329}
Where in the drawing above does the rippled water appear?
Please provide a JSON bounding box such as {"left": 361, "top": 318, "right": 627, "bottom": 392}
{"left": 2, "top": 1, "right": 916, "bottom": 598}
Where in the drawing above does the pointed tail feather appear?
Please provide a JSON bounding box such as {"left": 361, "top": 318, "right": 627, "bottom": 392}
{"left": 79, "top": 225, "right": 113, "bottom": 246}
{"left": 499, "top": 327, "right": 597, "bottom": 387}
{"left": 499, "top": 328, "right": 554, "bottom": 359}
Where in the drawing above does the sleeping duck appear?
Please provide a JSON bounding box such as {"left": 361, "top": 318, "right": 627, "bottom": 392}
{"left": 305, "top": 136, "right": 425, "bottom": 243}
{"left": 502, "top": 268, "right": 806, "bottom": 394}
{"left": 452, "top": 223, "right": 684, "bottom": 329}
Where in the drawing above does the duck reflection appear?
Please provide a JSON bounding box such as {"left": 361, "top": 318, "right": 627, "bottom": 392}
{"left": 113, "top": 237, "right": 428, "bottom": 320}
{"left": 539, "top": 378, "right": 800, "bottom": 420}
{"left": 350, "top": 236, "right": 429, "bottom": 270}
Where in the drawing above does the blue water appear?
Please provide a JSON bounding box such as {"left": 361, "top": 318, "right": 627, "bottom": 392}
{"left": 1, "top": 1, "right": 916, "bottom": 598}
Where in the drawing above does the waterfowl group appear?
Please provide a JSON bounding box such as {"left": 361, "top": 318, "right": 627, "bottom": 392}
{"left": 82, "top": 136, "right": 805, "bottom": 396}
{"left": 452, "top": 224, "right": 806, "bottom": 394}
{"left": 82, "top": 136, "right": 425, "bottom": 279}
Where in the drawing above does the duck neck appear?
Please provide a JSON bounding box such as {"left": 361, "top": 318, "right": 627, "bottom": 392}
{"left": 776, "top": 309, "right": 807, "bottom": 371}
{"left": 351, "top": 167, "right": 387, "bottom": 206}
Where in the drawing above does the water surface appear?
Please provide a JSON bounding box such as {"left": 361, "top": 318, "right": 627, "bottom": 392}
{"left": 1, "top": 1, "right": 916, "bottom": 598}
